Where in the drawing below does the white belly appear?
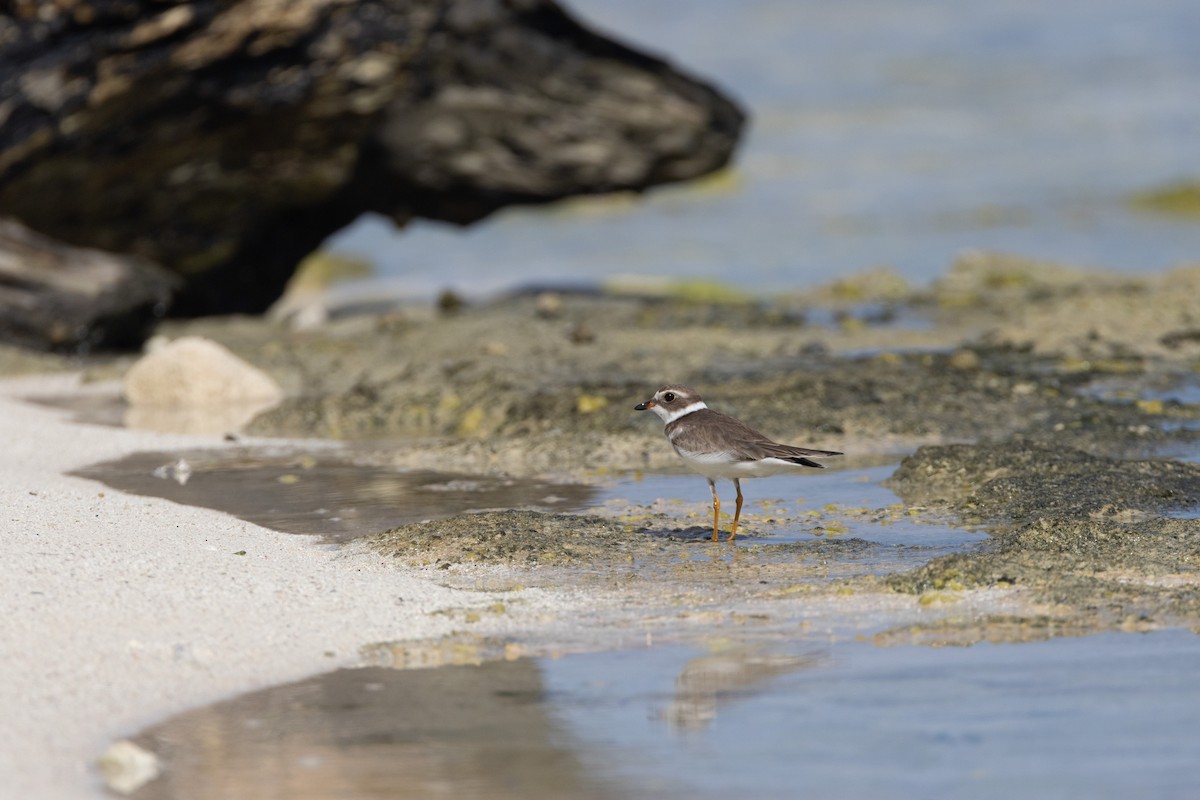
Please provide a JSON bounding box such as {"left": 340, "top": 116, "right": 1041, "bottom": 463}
{"left": 673, "top": 448, "right": 811, "bottom": 480}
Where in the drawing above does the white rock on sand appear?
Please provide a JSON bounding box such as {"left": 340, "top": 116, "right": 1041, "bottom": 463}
{"left": 121, "top": 336, "right": 283, "bottom": 435}
{"left": 0, "top": 373, "right": 585, "bottom": 800}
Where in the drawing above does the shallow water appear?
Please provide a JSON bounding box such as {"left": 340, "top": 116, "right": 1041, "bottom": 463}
{"left": 1081, "top": 374, "right": 1200, "bottom": 407}
{"left": 71, "top": 448, "right": 599, "bottom": 543}
{"left": 330, "top": 0, "right": 1200, "bottom": 299}
{"left": 797, "top": 303, "right": 933, "bottom": 332}
{"left": 72, "top": 448, "right": 986, "bottom": 560}
{"left": 554, "top": 631, "right": 1200, "bottom": 799}
{"left": 1079, "top": 374, "right": 1200, "bottom": 465}
{"left": 615, "top": 465, "right": 989, "bottom": 551}
{"left": 113, "top": 629, "right": 1200, "bottom": 800}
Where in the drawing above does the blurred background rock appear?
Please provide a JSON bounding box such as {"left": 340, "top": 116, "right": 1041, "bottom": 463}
{"left": 0, "top": 0, "right": 743, "bottom": 350}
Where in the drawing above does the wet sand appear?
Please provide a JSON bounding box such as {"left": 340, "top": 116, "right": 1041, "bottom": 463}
{"left": 2, "top": 254, "right": 1199, "bottom": 797}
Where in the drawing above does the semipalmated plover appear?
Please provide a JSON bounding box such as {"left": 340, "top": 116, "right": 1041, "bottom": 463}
{"left": 635, "top": 385, "right": 842, "bottom": 542}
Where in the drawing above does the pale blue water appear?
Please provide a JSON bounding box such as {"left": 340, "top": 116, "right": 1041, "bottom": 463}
{"left": 124, "top": 629, "right": 1200, "bottom": 799}
{"left": 1081, "top": 374, "right": 1200, "bottom": 467}
{"left": 1082, "top": 375, "right": 1200, "bottom": 406}
{"left": 545, "top": 630, "right": 1200, "bottom": 800}
{"left": 330, "top": 0, "right": 1200, "bottom": 299}
{"left": 609, "top": 466, "right": 990, "bottom": 551}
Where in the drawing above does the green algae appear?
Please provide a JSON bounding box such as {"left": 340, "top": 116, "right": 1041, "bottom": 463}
{"left": 1130, "top": 180, "right": 1200, "bottom": 220}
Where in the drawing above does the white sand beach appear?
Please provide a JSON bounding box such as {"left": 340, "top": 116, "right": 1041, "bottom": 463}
{"left": 0, "top": 373, "right": 589, "bottom": 799}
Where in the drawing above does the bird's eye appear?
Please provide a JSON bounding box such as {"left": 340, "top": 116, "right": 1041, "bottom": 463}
{"left": 663, "top": 392, "right": 675, "bottom": 402}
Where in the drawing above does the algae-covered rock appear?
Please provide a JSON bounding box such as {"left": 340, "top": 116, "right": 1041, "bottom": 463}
{"left": 886, "top": 441, "right": 1200, "bottom": 623}
{"left": 368, "top": 509, "right": 666, "bottom": 567}
{"left": 888, "top": 442, "right": 1200, "bottom": 522}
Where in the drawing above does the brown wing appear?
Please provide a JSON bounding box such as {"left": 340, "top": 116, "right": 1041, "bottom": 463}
{"left": 701, "top": 410, "right": 843, "bottom": 467}
{"left": 753, "top": 441, "right": 843, "bottom": 467}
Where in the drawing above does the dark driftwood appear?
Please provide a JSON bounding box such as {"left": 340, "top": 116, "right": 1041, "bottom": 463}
{"left": 0, "top": 0, "right": 745, "bottom": 325}
{"left": 0, "top": 219, "right": 176, "bottom": 352}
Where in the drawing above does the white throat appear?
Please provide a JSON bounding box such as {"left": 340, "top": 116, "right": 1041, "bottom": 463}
{"left": 654, "top": 400, "right": 707, "bottom": 424}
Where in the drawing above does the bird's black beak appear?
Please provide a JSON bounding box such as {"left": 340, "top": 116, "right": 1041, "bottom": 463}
{"left": 634, "top": 400, "right": 654, "bottom": 411}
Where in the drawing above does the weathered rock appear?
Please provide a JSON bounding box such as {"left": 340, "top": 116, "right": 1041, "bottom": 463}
{"left": 0, "top": 218, "right": 175, "bottom": 352}
{"left": 97, "top": 739, "right": 161, "bottom": 796}
{"left": 122, "top": 335, "right": 282, "bottom": 434}
{"left": 0, "top": 0, "right": 745, "bottom": 319}
{"left": 124, "top": 336, "right": 281, "bottom": 406}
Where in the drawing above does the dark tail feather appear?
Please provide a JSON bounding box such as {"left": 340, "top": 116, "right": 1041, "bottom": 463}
{"left": 789, "top": 457, "right": 826, "bottom": 468}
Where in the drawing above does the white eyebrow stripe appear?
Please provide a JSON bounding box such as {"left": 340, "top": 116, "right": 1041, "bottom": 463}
{"left": 662, "top": 401, "right": 707, "bottom": 424}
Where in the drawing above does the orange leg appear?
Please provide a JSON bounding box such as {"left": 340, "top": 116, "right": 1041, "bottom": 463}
{"left": 730, "top": 479, "right": 743, "bottom": 542}
{"left": 707, "top": 479, "right": 721, "bottom": 542}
